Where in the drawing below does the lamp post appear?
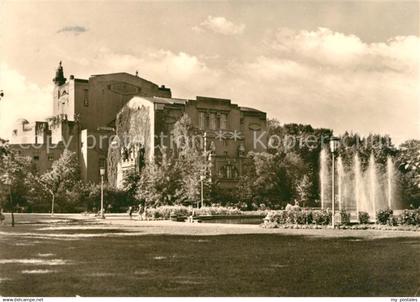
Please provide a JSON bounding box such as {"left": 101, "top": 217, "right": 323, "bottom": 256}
{"left": 329, "top": 136, "right": 340, "bottom": 227}
{"left": 100, "top": 167, "right": 105, "bottom": 219}
{"left": 200, "top": 175, "right": 205, "bottom": 208}
{"left": 4, "top": 174, "right": 14, "bottom": 227}
{"left": 200, "top": 132, "right": 207, "bottom": 209}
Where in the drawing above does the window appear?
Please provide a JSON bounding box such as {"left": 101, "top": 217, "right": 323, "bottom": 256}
{"left": 220, "top": 114, "right": 227, "bottom": 129}
{"left": 205, "top": 114, "right": 210, "bottom": 129}
{"left": 219, "top": 164, "right": 239, "bottom": 179}
{"left": 199, "top": 112, "right": 205, "bottom": 130}
{"left": 209, "top": 113, "right": 216, "bottom": 130}
{"left": 33, "top": 156, "right": 40, "bottom": 161}
{"left": 83, "top": 89, "right": 89, "bottom": 107}
{"left": 48, "top": 155, "right": 54, "bottom": 161}
{"left": 216, "top": 115, "right": 221, "bottom": 129}
{"left": 226, "top": 165, "right": 232, "bottom": 179}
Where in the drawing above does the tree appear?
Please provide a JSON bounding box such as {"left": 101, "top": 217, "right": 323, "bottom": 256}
{"left": 267, "top": 120, "right": 332, "bottom": 205}
{"left": 123, "top": 170, "right": 141, "bottom": 205}
{"left": 396, "top": 140, "right": 420, "bottom": 208}
{"left": 237, "top": 151, "right": 308, "bottom": 209}
{"left": 136, "top": 114, "right": 211, "bottom": 207}
{"left": 296, "top": 174, "right": 312, "bottom": 207}
{"left": 0, "top": 150, "right": 34, "bottom": 226}
{"left": 0, "top": 138, "right": 8, "bottom": 157}
{"left": 37, "top": 150, "right": 80, "bottom": 214}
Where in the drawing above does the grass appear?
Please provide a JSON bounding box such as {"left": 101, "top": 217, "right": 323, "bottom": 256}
{"left": 0, "top": 214, "right": 419, "bottom": 297}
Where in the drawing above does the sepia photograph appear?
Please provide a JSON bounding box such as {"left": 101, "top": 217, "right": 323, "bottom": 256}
{"left": 0, "top": 0, "right": 419, "bottom": 300}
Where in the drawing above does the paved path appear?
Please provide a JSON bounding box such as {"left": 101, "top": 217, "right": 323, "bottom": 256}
{"left": 33, "top": 213, "right": 420, "bottom": 239}
{"left": 3, "top": 213, "right": 420, "bottom": 238}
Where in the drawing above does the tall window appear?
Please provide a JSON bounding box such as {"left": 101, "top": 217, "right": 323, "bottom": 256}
{"left": 205, "top": 114, "right": 210, "bottom": 129}
{"left": 83, "top": 89, "right": 89, "bottom": 107}
{"left": 216, "top": 115, "right": 221, "bottom": 129}
{"left": 220, "top": 113, "right": 227, "bottom": 129}
{"left": 199, "top": 112, "right": 205, "bottom": 130}
{"left": 209, "top": 113, "right": 216, "bottom": 130}
{"left": 226, "top": 165, "right": 232, "bottom": 179}
{"left": 219, "top": 164, "right": 239, "bottom": 179}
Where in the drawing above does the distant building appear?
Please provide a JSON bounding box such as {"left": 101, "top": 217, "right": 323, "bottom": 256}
{"left": 9, "top": 62, "right": 267, "bottom": 189}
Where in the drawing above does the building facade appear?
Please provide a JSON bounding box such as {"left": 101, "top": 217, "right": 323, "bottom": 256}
{"left": 9, "top": 62, "right": 267, "bottom": 189}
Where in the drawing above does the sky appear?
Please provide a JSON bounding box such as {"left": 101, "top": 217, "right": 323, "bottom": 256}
{"left": 0, "top": 0, "right": 419, "bottom": 144}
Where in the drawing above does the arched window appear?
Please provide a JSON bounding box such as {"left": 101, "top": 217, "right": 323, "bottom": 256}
{"left": 219, "top": 164, "right": 239, "bottom": 179}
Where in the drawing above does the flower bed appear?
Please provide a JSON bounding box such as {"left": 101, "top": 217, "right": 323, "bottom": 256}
{"left": 263, "top": 209, "right": 331, "bottom": 227}
{"left": 144, "top": 205, "right": 267, "bottom": 220}
{"left": 261, "top": 208, "right": 420, "bottom": 230}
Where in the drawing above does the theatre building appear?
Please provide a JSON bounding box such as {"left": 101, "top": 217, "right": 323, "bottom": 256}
{"left": 9, "top": 62, "right": 267, "bottom": 189}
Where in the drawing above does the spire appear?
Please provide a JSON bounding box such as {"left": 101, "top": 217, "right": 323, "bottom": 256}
{"left": 53, "top": 61, "right": 67, "bottom": 86}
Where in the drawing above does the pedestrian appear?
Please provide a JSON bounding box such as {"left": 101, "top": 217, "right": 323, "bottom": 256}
{"left": 0, "top": 208, "right": 5, "bottom": 225}
{"left": 137, "top": 203, "right": 144, "bottom": 221}
{"left": 128, "top": 206, "right": 133, "bottom": 219}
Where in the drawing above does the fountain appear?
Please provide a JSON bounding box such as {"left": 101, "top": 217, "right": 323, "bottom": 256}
{"left": 337, "top": 156, "right": 344, "bottom": 212}
{"left": 320, "top": 151, "right": 396, "bottom": 221}
{"left": 319, "top": 148, "right": 329, "bottom": 209}
{"left": 368, "top": 153, "right": 377, "bottom": 216}
{"left": 354, "top": 154, "right": 361, "bottom": 214}
{"left": 386, "top": 156, "right": 394, "bottom": 209}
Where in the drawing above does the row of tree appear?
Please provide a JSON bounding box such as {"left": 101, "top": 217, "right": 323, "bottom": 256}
{"left": 0, "top": 146, "right": 134, "bottom": 215}
{"left": 1, "top": 116, "right": 419, "bottom": 213}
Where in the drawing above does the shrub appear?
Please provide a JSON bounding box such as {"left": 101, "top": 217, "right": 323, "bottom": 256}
{"left": 358, "top": 211, "right": 370, "bottom": 224}
{"left": 376, "top": 208, "right": 393, "bottom": 225}
{"left": 195, "top": 206, "right": 241, "bottom": 216}
{"left": 295, "top": 211, "right": 306, "bottom": 224}
{"left": 286, "top": 210, "right": 297, "bottom": 224}
{"left": 397, "top": 209, "right": 420, "bottom": 225}
{"left": 264, "top": 211, "right": 279, "bottom": 223}
{"left": 387, "top": 215, "right": 398, "bottom": 226}
{"left": 340, "top": 210, "right": 351, "bottom": 225}
{"left": 277, "top": 210, "right": 288, "bottom": 224}
{"left": 145, "top": 205, "right": 266, "bottom": 220}
{"left": 312, "top": 210, "right": 331, "bottom": 225}
{"left": 146, "top": 205, "right": 191, "bottom": 220}
{"left": 306, "top": 211, "right": 313, "bottom": 224}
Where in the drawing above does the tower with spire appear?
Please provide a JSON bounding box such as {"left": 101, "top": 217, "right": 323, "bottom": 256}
{"left": 53, "top": 61, "right": 67, "bottom": 86}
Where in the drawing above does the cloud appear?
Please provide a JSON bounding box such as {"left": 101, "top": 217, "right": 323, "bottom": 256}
{"left": 57, "top": 25, "right": 88, "bottom": 35}
{"left": 93, "top": 48, "right": 221, "bottom": 97}
{"left": 193, "top": 16, "right": 245, "bottom": 35}
{"left": 234, "top": 28, "right": 420, "bottom": 144}
{"left": 269, "top": 27, "right": 420, "bottom": 73}
{"left": 0, "top": 64, "right": 52, "bottom": 139}
{"left": 2, "top": 27, "right": 417, "bottom": 144}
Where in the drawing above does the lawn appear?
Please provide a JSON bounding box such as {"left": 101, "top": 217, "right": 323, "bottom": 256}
{"left": 0, "top": 214, "right": 419, "bottom": 297}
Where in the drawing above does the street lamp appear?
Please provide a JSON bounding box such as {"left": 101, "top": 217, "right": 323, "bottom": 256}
{"left": 199, "top": 131, "right": 208, "bottom": 209}
{"left": 200, "top": 175, "right": 205, "bottom": 208}
{"left": 100, "top": 167, "right": 106, "bottom": 219}
{"left": 329, "top": 136, "right": 340, "bottom": 227}
{"left": 4, "top": 173, "right": 14, "bottom": 227}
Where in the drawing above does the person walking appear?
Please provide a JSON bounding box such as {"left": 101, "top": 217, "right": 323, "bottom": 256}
{"left": 128, "top": 206, "right": 133, "bottom": 219}
{"left": 0, "top": 208, "right": 5, "bottom": 225}
{"left": 137, "top": 203, "right": 144, "bottom": 221}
